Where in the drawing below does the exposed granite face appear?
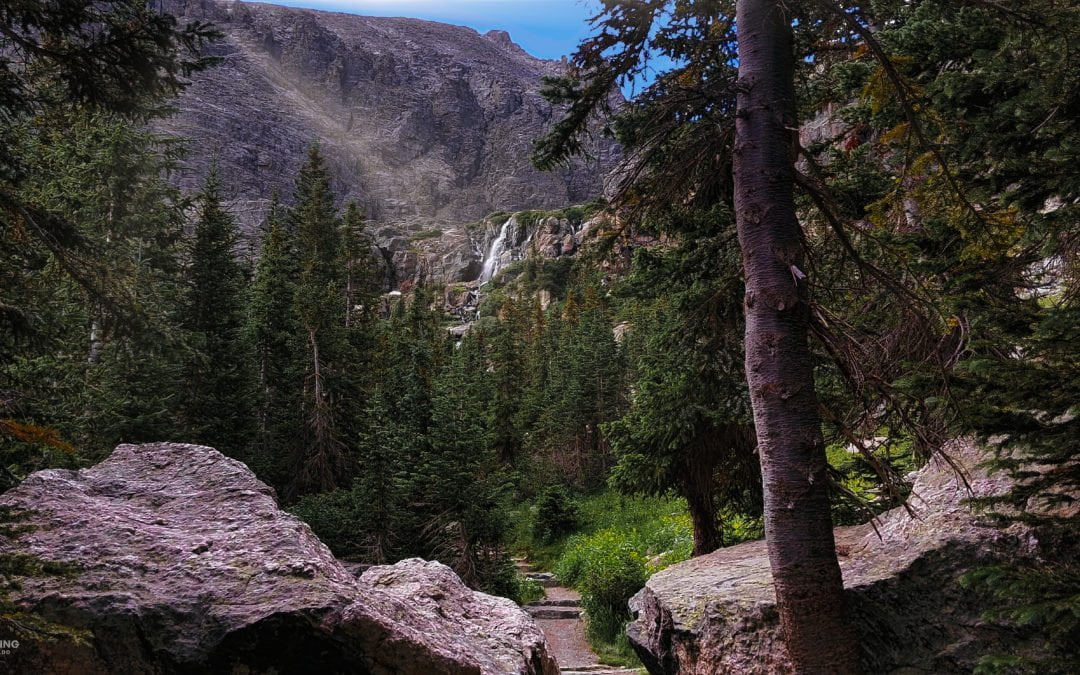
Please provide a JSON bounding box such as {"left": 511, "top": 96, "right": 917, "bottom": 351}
{"left": 626, "top": 440, "right": 1050, "bottom": 674}
{"left": 157, "top": 0, "right": 618, "bottom": 234}
{"left": 372, "top": 208, "right": 610, "bottom": 292}
{"left": 0, "top": 442, "right": 557, "bottom": 674}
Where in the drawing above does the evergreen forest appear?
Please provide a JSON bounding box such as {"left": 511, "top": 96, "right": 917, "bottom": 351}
{"left": 0, "top": 1, "right": 1077, "bottom": 673}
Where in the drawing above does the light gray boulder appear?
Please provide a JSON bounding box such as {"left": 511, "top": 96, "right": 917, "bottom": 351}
{"left": 627, "top": 440, "right": 1042, "bottom": 674}
{"left": 0, "top": 442, "right": 557, "bottom": 674}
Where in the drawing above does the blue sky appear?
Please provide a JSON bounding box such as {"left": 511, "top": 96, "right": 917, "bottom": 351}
{"left": 260, "top": 0, "right": 602, "bottom": 60}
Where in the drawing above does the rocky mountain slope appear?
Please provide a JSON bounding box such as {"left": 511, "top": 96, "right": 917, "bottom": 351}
{"left": 0, "top": 442, "right": 557, "bottom": 674}
{"left": 158, "top": 0, "right": 617, "bottom": 233}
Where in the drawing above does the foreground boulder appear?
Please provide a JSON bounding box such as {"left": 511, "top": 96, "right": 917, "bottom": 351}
{"left": 627, "top": 440, "right": 1042, "bottom": 674}
{"left": 0, "top": 442, "right": 557, "bottom": 674}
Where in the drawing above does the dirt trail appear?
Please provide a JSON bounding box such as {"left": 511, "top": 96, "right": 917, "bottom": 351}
{"left": 513, "top": 558, "right": 639, "bottom": 675}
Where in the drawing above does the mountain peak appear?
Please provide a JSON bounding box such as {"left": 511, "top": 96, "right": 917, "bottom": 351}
{"left": 156, "top": 0, "right": 619, "bottom": 232}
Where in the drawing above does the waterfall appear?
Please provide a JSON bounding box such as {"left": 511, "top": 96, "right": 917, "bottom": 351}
{"left": 521, "top": 223, "right": 535, "bottom": 254}
{"left": 479, "top": 217, "right": 512, "bottom": 284}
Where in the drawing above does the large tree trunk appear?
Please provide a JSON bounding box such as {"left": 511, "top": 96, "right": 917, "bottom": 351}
{"left": 683, "top": 475, "right": 722, "bottom": 556}
{"left": 733, "top": 1, "right": 860, "bottom": 671}
{"left": 682, "top": 434, "right": 723, "bottom": 556}
{"left": 289, "top": 326, "right": 341, "bottom": 500}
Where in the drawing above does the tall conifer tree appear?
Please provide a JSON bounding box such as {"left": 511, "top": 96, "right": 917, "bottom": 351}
{"left": 290, "top": 145, "right": 348, "bottom": 498}
{"left": 181, "top": 169, "right": 252, "bottom": 455}
{"left": 244, "top": 192, "right": 302, "bottom": 491}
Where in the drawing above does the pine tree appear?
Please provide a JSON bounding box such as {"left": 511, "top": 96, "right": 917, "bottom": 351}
{"left": 288, "top": 145, "right": 349, "bottom": 498}
{"left": 180, "top": 169, "right": 253, "bottom": 456}
{"left": 341, "top": 202, "right": 376, "bottom": 329}
{"left": 606, "top": 210, "right": 759, "bottom": 555}
{"left": 420, "top": 334, "right": 512, "bottom": 591}
{"left": 244, "top": 192, "right": 302, "bottom": 491}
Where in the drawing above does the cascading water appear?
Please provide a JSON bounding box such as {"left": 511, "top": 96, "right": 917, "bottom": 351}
{"left": 521, "top": 224, "right": 535, "bottom": 253}
{"left": 479, "top": 217, "right": 512, "bottom": 285}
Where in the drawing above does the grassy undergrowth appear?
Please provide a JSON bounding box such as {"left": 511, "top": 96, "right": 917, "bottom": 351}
{"left": 512, "top": 489, "right": 762, "bottom": 667}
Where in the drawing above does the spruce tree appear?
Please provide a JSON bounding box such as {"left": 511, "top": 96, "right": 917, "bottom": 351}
{"left": 373, "top": 286, "right": 443, "bottom": 554}
{"left": 341, "top": 202, "right": 376, "bottom": 329}
{"left": 512, "top": 298, "right": 551, "bottom": 456}
{"left": 487, "top": 301, "right": 527, "bottom": 464}
{"left": 352, "top": 391, "right": 407, "bottom": 563}
{"left": 289, "top": 145, "right": 348, "bottom": 498}
{"left": 0, "top": 1, "right": 216, "bottom": 645}
{"left": 336, "top": 201, "right": 378, "bottom": 450}
{"left": 606, "top": 210, "right": 759, "bottom": 555}
{"left": 525, "top": 281, "right": 623, "bottom": 488}
{"left": 420, "top": 334, "right": 512, "bottom": 592}
{"left": 0, "top": 2, "right": 217, "bottom": 343}
{"left": 4, "top": 109, "right": 190, "bottom": 461}
{"left": 180, "top": 169, "right": 253, "bottom": 456}
{"left": 243, "top": 193, "right": 302, "bottom": 491}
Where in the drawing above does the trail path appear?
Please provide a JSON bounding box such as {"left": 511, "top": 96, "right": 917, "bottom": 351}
{"left": 513, "top": 558, "right": 639, "bottom": 675}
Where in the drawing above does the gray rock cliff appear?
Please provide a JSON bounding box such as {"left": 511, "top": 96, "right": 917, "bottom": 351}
{"left": 0, "top": 442, "right": 557, "bottom": 674}
{"left": 157, "top": 0, "right": 617, "bottom": 233}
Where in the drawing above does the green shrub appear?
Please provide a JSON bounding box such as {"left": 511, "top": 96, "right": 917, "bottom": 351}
{"left": 515, "top": 209, "right": 547, "bottom": 227}
{"left": 290, "top": 487, "right": 368, "bottom": 558}
{"left": 534, "top": 485, "right": 580, "bottom": 543}
{"left": 722, "top": 510, "right": 764, "bottom": 545}
{"left": 552, "top": 201, "right": 603, "bottom": 225}
{"left": 553, "top": 533, "right": 587, "bottom": 587}
{"left": 478, "top": 288, "right": 510, "bottom": 318}
{"left": 555, "top": 528, "right": 648, "bottom": 643}
{"left": 536, "top": 257, "right": 574, "bottom": 296}
{"left": 492, "top": 260, "right": 525, "bottom": 286}
{"left": 515, "top": 574, "right": 546, "bottom": 605}
{"left": 477, "top": 554, "right": 540, "bottom": 604}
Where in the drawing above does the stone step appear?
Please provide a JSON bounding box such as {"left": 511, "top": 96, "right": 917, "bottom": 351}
{"left": 526, "top": 572, "right": 559, "bottom": 587}
{"left": 528, "top": 598, "right": 580, "bottom": 607}
{"left": 525, "top": 606, "right": 581, "bottom": 619}
{"left": 560, "top": 668, "right": 638, "bottom": 675}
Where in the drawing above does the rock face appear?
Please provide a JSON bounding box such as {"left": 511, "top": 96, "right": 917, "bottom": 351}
{"left": 0, "top": 442, "right": 557, "bottom": 674}
{"left": 157, "top": 0, "right": 618, "bottom": 233}
{"left": 627, "top": 440, "right": 1038, "bottom": 674}
{"left": 373, "top": 208, "right": 607, "bottom": 294}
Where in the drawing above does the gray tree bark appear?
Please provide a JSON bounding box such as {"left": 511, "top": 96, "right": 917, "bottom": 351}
{"left": 733, "top": 1, "right": 860, "bottom": 671}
